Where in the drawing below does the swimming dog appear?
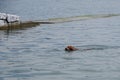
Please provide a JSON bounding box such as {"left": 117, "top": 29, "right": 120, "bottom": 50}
{"left": 65, "top": 46, "right": 78, "bottom": 51}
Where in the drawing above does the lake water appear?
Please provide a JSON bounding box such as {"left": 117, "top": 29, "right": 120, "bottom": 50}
{"left": 0, "top": 0, "right": 120, "bottom": 80}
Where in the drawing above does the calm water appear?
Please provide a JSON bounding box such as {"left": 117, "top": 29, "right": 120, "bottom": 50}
{"left": 0, "top": 0, "right": 120, "bottom": 80}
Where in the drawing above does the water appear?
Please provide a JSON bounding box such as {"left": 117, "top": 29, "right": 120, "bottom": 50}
{"left": 0, "top": 0, "right": 120, "bottom": 80}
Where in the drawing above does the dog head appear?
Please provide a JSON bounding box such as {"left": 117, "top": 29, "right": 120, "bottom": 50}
{"left": 65, "top": 46, "right": 78, "bottom": 51}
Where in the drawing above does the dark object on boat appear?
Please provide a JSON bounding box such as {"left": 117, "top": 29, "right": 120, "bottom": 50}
{"left": 65, "top": 46, "right": 78, "bottom": 51}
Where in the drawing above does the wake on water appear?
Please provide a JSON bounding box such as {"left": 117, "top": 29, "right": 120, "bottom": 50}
{"left": 63, "top": 45, "right": 120, "bottom": 52}
{"left": 76, "top": 45, "right": 120, "bottom": 51}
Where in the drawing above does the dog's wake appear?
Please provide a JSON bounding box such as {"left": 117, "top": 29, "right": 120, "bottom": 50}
{"left": 65, "top": 45, "right": 120, "bottom": 52}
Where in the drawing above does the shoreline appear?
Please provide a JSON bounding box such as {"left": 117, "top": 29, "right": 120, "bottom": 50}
{"left": 0, "top": 21, "right": 54, "bottom": 30}
{"left": 0, "top": 14, "right": 120, "bottom": 30}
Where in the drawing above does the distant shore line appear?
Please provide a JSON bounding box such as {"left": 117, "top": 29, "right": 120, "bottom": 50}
{"left": 0, "top": 14, "right": 120, "bottom": 30}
